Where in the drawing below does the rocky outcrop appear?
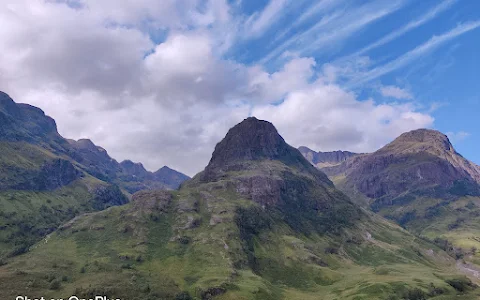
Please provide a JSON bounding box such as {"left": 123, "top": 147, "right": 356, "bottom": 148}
{"left": 130, "top": 190, "right": 172, "bottom": 216}
{"left": 37, "top": 159, "right": 83, "bottom": 190}
{"left": 5, "top": 159, "right": 82, "bottom": 191}
{"left": 92, "top": 184, "right": 129, "bottom": 210}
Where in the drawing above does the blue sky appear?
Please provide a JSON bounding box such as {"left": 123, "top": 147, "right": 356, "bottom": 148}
{"left": 0, "top": 0, "right": 479, "bottom": 174}
{"left": 230, "top": 0, "right": 480, "bottom": 162}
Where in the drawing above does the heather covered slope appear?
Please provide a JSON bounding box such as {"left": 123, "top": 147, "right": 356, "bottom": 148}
{"left": 1, "top": 118, "right": 477, "bottom": 300}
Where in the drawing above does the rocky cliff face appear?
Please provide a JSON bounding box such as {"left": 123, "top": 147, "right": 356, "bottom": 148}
{"left": 324, "top": 129, "right": 480, "bottom": 210}
{"left": 203, "top": 117, "right": 331, "bottom": 185}
{"left": 0, "top": 92, "right": 62, "bottom": 144}
{"left": 299, "top": 146, "right": 359, "bottom": 168}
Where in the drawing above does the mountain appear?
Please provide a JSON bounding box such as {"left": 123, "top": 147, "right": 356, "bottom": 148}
{"left": 0, "top": 91, "right": 188, "bottom": 258}
{"left": 68, "top": 137, "right": 190, "bottom": 193}
{"left": 1, "top": 118, "right": 477, "bottom": 300}
{"left": 298, "top": 146, "right": 359, "bottom": 168}
{"left": 309, "top": 129, "right": 480, "bottom": 264}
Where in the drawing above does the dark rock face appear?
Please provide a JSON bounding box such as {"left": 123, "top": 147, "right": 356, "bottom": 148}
{"left": 299, "top": 146, "right": 359, "bottom": 167}
{"left": 6, "top": 159, "right": 83, "bottom": 191}
{"left": 130, "top": 190, "right": 172, "bottom": 216}
{"left": 37, "top": 159, "right": 83, "bottom": 190}
{"left": 235, "top": 175, "right": 285, "bottom": 206}
{"left": 0, "top": 92, "right": 60, "bottom": 142}
{"left": 203, "top": 117, "right": 331, "bottom": 185}
{"left": 92, "top": 184, "right": 129, "bottom": 210}
{"left": 206, "top": 117, "right": 292, "bottom": 168}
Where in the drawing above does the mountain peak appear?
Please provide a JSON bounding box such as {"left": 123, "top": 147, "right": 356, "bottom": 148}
{"left": 379, "top": 128, "right": 455, "bottom": 155}
{"left": 202, "top": 117, "right": 332, "bottom": 185}
{"left": 206, "top": 117, "right": 289, "bottom": 168}
{"left": 0, "top": 91, "right": 21, "bottom": 117}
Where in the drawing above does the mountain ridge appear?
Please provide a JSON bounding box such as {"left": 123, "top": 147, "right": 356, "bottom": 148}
{"left": 0, "top": 91, "right": 189, "bottom": 258}
{"left": 298, "top": 146, "right": 359, "bottom": 168}
{"left": 0, "top": 117, "right": 475, "bottom": 299}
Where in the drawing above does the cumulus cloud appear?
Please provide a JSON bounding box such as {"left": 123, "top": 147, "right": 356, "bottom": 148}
{"left": 253, "top": 82, "right": 433, "bottom": 153}
{"left": 0, "top": 0, "right": 437, "bottom": 176}
{"left": 380, "top": 85, "right": 413, "bottom": 100}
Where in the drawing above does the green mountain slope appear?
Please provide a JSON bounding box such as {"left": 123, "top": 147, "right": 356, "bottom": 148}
{"left": 1, "top": 118, "right": 477, "bottom": 300}
{"left": 309, "top": 129, "right": 480, "bottom": 266}
{"left": 0, "top": 91, "right": 187, "bottom": 258}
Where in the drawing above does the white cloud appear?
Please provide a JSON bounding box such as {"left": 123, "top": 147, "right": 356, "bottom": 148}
{"left": 244, "top": 0, "right": 290, "bottom": 38}
{"left": 260, "top": 0, "right": 405, "bottom": 64}
{"left": 347, "top": 0, "right": 457, "bottom": 58}
{"left": 349, "top": 21, "right": 480, "bottom": 86}
{"left": 253, "top": 82, "right": 433, "bottom": 153}
{"left": 380, "top": 85, "right": 413, "bottom": 100}
{"left": 0, "top": 0, "right": 438, "bottom": 176}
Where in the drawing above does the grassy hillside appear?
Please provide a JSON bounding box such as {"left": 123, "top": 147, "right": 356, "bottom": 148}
{"left": 1, "top": 162, "right": 478, "bottom": 300}
{"left": 0, "top": 141, "right": 128, "bottom": 259}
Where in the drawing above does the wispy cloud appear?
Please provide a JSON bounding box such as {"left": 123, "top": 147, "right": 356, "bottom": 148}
{"left": 268, "top": 0, "right": 343, "bottom": 45}
{"left": 259, "top": 0, "right": 405, "bottom": 65}
{"left": 293, "top": 0, "right": 344, "bottom": 27}
{"left": 349, "top": 0, "right": 457, "bottom": 58}
{"left": 349, "top": 21, "right": 480, "bottom": 86}
{"left": 301, "top": 2, "right": 405, "bottom": 56}
{"left": 244, "top": 0, "right": 290, "bottom": 38}
{"left": 380, "top": 85, "right": 413, "bottom": 100}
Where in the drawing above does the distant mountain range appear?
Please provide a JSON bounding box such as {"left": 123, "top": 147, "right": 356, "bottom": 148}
{"left": 0, "top": 91, "right": 189, "bottom": 257}
{"left": 298, "top": 146, "right": 360, "bottom": 168}
{"left": 1, "top": 117, "right": 477, "bottom": 299}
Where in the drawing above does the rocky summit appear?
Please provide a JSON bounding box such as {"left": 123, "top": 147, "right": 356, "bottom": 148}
{"left": 203, "top": 117, "right": 330, "bottom": 184}
{"left": 0, "top": 117, "right": 476, "bottom": 300}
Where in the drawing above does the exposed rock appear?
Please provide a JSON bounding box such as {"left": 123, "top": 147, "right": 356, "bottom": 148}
{"left": 202, "top": 117, "right": 332, "bottom": 186}
{"left": 8, "top": 158, "right": 83, "bottom": 191}
{"left": 130, "top": 190, "right": 172, "bottom": 216}
{"left": 209, "top": 215, "right": 224, "bottom": 226}
{"left": 92, "top": 184, "right": 129, "bottom": 210}
{"left": 235, "top": 175, "right": 284, "bottom": 206}
{"left": 178, "top": 197, "right": 198, "bottom": 213}
{"left": 322, "top": 128, "right": 480, "bottom": 211}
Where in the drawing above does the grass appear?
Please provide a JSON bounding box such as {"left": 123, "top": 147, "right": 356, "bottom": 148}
{"left": 1, "top": 160, "right": 480, "bottom": 299}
